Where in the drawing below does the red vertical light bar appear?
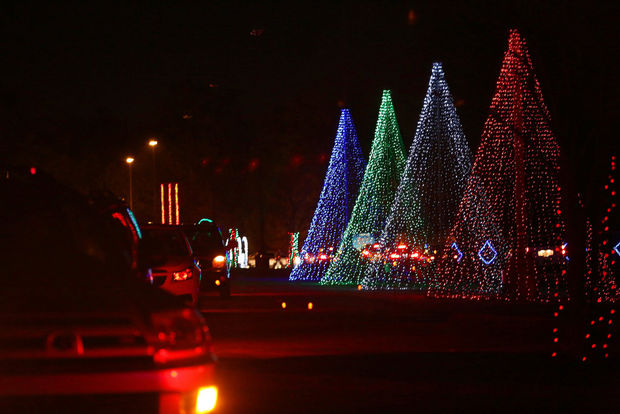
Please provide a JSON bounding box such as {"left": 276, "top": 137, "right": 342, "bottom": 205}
{"left": 175, "top": 183, "right": 180, "bottom": 225}
{"left": 160, "top": 184, "right": 165, "bottom": 224}
{"left": 168, "top": 183, "right": 172, "bottom": 225}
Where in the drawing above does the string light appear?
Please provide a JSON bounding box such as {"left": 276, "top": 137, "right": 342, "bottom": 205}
{"left": 322, "top": 90, "right": 407, "bottom": 286}
{"left": 290, "top": 109, "right": 366, "bottom": 281}
{"left": 160, "top": 184, "right": 165, "bottom": 224}
{"left": 174, "top": 183, "right": 180, "bottom": 225}
{"left": 362, "top": 63, "right": 471, "bottom": 290}
{"left": 287, "top": 232, "right": 301, "bottom": 268}
{"left": 430, "top": 29, "right": 566, "bottom": 301}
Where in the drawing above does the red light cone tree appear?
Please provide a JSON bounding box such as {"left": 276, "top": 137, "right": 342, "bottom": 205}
{"left": 431, "top": 29, "right": 567, "bottom": 301}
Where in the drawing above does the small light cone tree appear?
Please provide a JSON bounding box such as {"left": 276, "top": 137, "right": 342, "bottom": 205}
{"left": 289, "top": 108, "right": 366, "bottom": 281}
{"left": 322, "top": 90, "right": 407, "bottom": 286}
{"left": 430, "top": 29, "right": 567, "bottom": 301}
{"left": 363, "top": 63, "right": 472, "bottom": 290}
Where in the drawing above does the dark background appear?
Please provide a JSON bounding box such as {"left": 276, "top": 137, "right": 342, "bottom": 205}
{"left": 1, "top": 0, "right": 616, "bottom": 253}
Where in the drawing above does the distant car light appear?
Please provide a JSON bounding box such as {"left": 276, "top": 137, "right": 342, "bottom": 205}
{"left": 172, "top": 268, "right": 193, "bottom": 281}
{"left": 196, "top": 386, "right": 218, "bottom": 413}
{"left": 212, "top": 255, "right": 227, "bottom": 269}
{"left": 215, "top": 279, "right": 221, "bottom": 286}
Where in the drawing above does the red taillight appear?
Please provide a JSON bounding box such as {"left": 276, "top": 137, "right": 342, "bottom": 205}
{"left": 397, "top": 244, "right": 407, "bottom": 250}
{"left": 412, "top": 252, "right": 420, "bottom": 259}
{"left": 390, "top": 253, "right": 400, "bottom": 259}
{"left": 319, "top": 253, "right": 328, "bottom": 260}
{"left": 172, "top": 268, "right": 193, "bottom": 281}
{"left": 362, "top": 250, "right": 370, "bottom": 257}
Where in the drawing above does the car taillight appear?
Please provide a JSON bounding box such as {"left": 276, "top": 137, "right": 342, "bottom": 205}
{"left": 151, "top": 308, "right": 212, "bottom": 362}
{"left": 212, "top": 255, "right": 227, "bottom": 269}
{"left": 173, "top": 268, "right": 193, "bottom": 281}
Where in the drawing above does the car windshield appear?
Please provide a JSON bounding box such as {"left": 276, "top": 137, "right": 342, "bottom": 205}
{"left": 184, "top": 226, "right": 224, "bottom": 255}
{"left": 142, "top": 229, "right": 191, "bottom": 257}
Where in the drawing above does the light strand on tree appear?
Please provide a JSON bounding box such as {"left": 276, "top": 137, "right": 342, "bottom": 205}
{"left": 322, "top": 90, "right": 407, "bottom": 286}
{"left": 362, "top": 63, "right": 471, "bottom": 290}
{"left": 287, "top": 232, "right": 300, "bottom": 268}
{"left": 430, "top": 29, "right": 567, "bottom": 302}
{"left": 290, "top": 108, "right": 366, "bottom": 281}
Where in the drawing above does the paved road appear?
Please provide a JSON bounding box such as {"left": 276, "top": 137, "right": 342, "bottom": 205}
{"left": 199, "top": 275, "right": 619, "bottom": 413}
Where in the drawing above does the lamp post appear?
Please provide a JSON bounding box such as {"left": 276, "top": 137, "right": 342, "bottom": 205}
{"left": 126, "top": 156, "right": 135, "bottom": 210}
{"left": 148, "top": 139, "right": 158, "bottom": 220}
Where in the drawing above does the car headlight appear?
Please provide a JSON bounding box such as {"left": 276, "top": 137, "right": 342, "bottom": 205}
{"left": 172, "top": 268, "right": 193, "bottom": 281}
{"left": 212, "top": 255, "right": 227, "bottom": 269}
{"left": 150, "top": 308, "right": 212, "bottom": 363}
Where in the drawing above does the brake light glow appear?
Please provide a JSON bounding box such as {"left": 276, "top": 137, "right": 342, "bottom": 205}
{"left": 397, "top": 244, "right": 407, "bottom": 250}
{"left": 173, "top": 268, "right": 193, "bottom": 281}
{"left": 196, "top": 386, "right": 218, "bottom": 413}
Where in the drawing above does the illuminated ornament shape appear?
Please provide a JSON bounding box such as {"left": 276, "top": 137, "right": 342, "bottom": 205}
{"left": 431, "top": 29, "right": 566, "bottom": 302}
{"left": 362, "top": 63, "right": 472, "bottom": 290}
{"left": 452, "top": 242, "right": 463, "bottom": 262}
{"left": 322, "top": 90, "right": 407, "bottom": 286}
{"left": 290, "top": 108, "right": 366, "bottom": 281}
{"left": 614, "top": 241, "right": 620, "bottom": 257}
{"left": 478, "top": 240, "right": 498, "bottom": 265}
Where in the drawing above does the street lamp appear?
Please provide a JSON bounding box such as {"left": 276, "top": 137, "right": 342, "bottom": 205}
{"left": 126, "top": 156, "right": 135, "bottom": 210}
{"left": 148, "top": 139, "right": 158, "bottom": 219}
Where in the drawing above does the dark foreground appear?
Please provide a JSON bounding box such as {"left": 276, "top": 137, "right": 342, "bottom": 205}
{"left": 200, "top": 274, "right": 619, "bottom": 414}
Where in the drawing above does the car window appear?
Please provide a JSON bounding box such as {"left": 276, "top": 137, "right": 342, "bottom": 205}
{"left": 183, "top": 226, "right": 224, "bottom": 254}
{"left": 1, "top": 175, "right": 133, "bottom": 287}
{"left": 142, "top": 229, "right": 191, "bottom": 257}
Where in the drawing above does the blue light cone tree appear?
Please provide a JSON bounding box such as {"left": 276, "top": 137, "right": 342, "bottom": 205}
{"left": 363, "top": 63, "right": 472, "bottom": 290}
{"left": 430, "top": 29, "right": 567, "bottom": 301}
{"left": 322, "top": 90, "right": 407, "bottom": 286}
{"left": 289, "top": 108, "right": 366, "bottom": 281}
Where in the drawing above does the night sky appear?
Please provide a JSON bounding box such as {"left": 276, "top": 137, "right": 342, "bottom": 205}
{"left": 1, "top": 1, "right": 616, "bottom": 251}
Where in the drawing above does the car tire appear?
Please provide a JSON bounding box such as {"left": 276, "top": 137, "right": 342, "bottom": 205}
{"left": 219, "top": 281, "right": 231, "bottom": 298}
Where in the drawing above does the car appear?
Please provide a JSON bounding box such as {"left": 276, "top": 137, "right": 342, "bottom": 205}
{"left": 181, "top": 220, "right": 231, "bottom": 298}
{"left": 0, "top": 167, "right": 217, "bottom": 413}
{"left": 141, "top": 225, "right": 202, "bottom": 306}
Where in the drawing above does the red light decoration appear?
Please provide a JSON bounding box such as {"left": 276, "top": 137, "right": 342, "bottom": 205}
{"left": 430, "top": 29, "right": 566, "bottom": 302}
{"left": 160, "top": 182, "right": 181, "bottom": 225}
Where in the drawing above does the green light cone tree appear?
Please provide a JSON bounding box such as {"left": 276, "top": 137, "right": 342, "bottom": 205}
{"left": 363, "top": 63, "right": 472, "bottom": 290}
{"left": 322, "top": 90, "right": 407, "bottom": 286}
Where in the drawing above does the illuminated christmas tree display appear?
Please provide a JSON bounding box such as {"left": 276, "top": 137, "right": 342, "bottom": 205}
{"left": 430, "top": 29, "right": 567, "bottom": 301}
{"left": 584, "top": 155, "right": 618, "bottom": 303}
{"left": 289, "top": 108, "right": 366, "bottom": 281}
{"left": 363, "top": 63, "right": 472, "bottom": 290}
{"left": 322, "top": 90, "right": 407, "bottom": 286}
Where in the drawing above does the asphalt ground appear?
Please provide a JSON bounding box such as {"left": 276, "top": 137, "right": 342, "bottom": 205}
{"left": 198, "top": 275, "right": 619, "bottom": 414}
